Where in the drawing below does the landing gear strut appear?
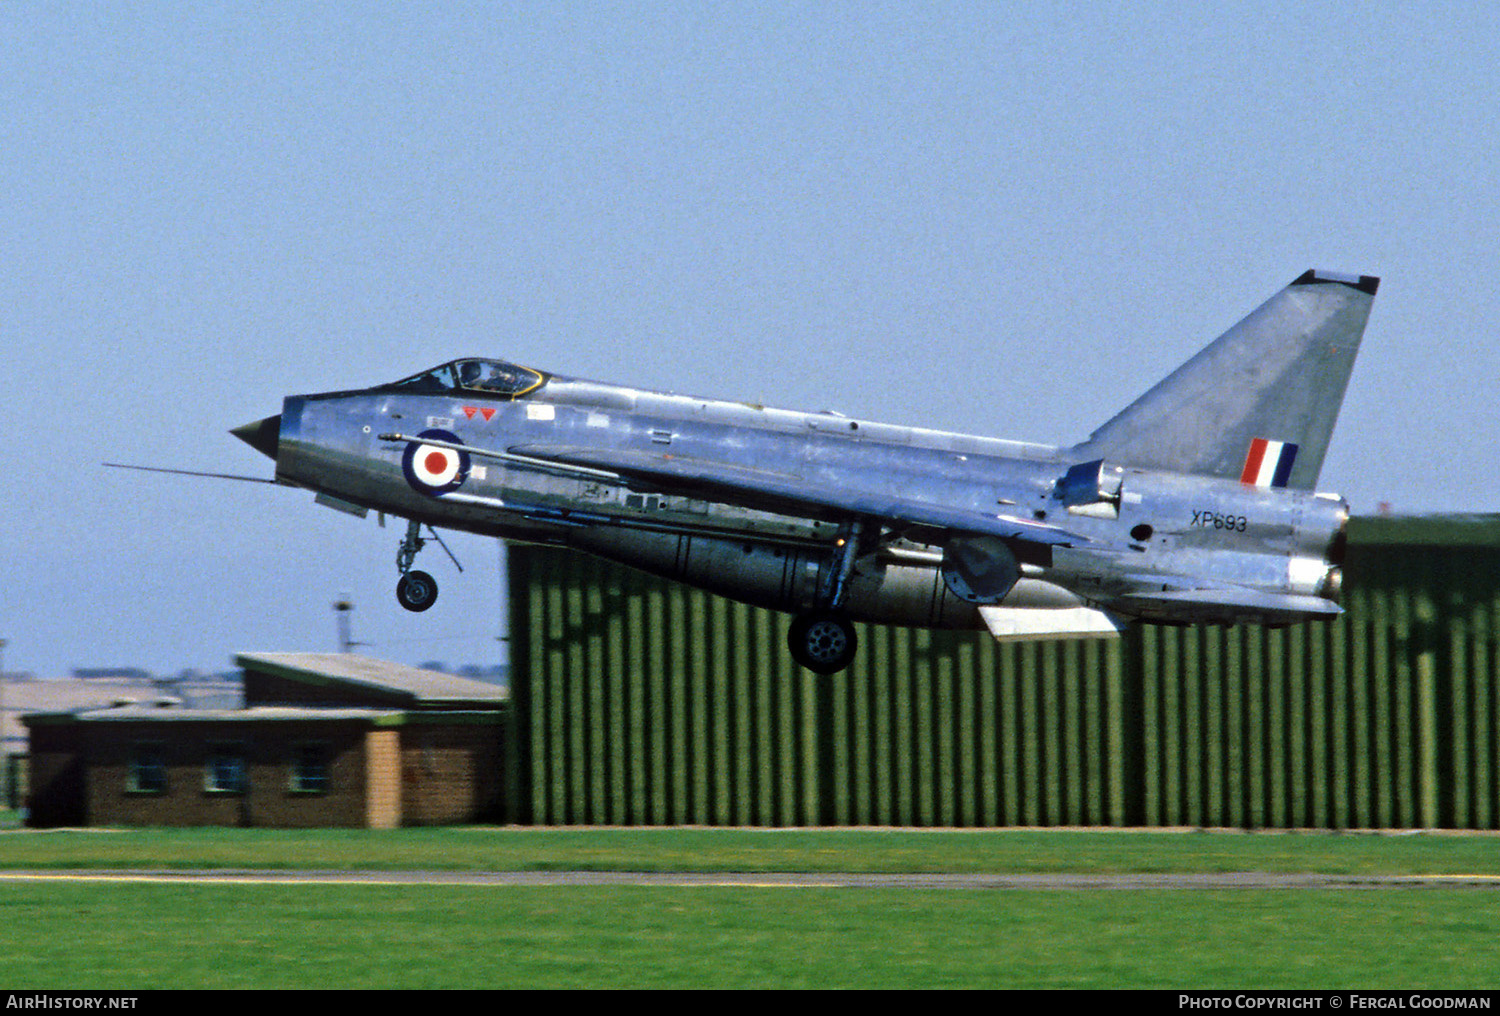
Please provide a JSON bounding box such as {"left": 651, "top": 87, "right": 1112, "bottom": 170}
{"left": 788, "top": 521, "right": 864, "bottom": 675}
{"left": 394, "top": 519, "right": 462, "bottom": 613}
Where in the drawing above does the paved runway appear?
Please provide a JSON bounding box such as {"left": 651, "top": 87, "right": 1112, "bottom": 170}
{"left": 4, "top": 869, "right": 1500, "bottom": 889}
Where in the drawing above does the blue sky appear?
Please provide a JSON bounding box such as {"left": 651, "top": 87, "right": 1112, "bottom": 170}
{"left": 5, "top": 3, "right": 1498, "bottom": 678}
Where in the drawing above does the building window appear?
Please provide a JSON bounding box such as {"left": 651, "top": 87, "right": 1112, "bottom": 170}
{"left": 291, "top": 743, "right": 329, "bottom": 794}
{"left": 129, "top": 743, "right": 166, "bottom": 794}
{"left": 204, "top": 742, "right": 247, "bottom": 794}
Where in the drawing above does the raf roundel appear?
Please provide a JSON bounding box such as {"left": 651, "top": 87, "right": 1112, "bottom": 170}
{"left": 401, "top": 429, "right": 470, "bottom": 496}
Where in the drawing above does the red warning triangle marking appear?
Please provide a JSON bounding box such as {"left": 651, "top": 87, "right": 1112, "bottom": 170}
{"left": 462, "top": 406, "right": 477, "bottom": 419}
{"left": 480, "top": 408, "right": 495, "bottom": 422}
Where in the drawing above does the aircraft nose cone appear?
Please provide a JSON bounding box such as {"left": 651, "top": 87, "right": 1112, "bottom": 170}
{"left": 232, "top": 414, "right": 281, "bottom": 461}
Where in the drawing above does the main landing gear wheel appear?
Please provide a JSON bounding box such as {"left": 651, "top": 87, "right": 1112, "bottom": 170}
{"left": 396, "top": 569, "right": 439, "bottom": 612}
{"left": 788, "top": 612, "right": 858, "bottom": 675}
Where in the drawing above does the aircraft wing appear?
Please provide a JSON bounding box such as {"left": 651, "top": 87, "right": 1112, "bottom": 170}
{"left": 508, "top": 444, "right": 1082, "bottom": 547}
{"left": 1115, "top": 586, "right": 1342, "bottom": 622}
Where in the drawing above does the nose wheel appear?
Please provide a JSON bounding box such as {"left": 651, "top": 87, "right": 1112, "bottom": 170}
{"left": 394, "top": 519, "right": 461, "bottom": 613}
{"left": 396, "top": 569, "right": 439, "bottom": 612}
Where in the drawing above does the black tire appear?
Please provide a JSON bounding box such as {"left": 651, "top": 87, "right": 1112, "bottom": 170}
{"left": 396, "top": 570, "right": 439, "bottom": 612}
{"left": 788, "top": 612, "right": 858, "bottom": 675}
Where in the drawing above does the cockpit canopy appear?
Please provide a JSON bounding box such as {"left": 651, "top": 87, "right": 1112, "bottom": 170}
{"left": 388, "top": 359, "right": 546, "bottom": 398}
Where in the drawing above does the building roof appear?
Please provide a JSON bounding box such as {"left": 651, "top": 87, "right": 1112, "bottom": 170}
{"left": 235, "top": 652, "right": 508, "bottom": 708}
{"left": 3, "top": 676, "right": 181, "bottom": 750}
{"left": 23, "top": 704, "right": 501, "bottom": 727}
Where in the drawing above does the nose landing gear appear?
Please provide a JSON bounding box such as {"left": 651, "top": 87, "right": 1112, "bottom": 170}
{"left": 394, "top": 519, "right": 462, "bottom": 613}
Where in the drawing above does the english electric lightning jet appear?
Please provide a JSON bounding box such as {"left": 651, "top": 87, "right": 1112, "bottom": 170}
{"left": 218, "top": 269, "right": 1376, "bottom": 674}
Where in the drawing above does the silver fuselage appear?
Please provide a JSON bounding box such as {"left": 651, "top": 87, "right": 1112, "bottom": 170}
{"left": 269, "top": 371, "right": 1347, "bottom": 632}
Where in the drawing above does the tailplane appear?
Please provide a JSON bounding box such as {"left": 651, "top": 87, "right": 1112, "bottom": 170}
{"left": 1069, "top": 270, "right": 1378, "bottom": 490}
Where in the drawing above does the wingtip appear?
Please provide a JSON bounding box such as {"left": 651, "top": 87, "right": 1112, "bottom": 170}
{"left": 1293, "top": 269, "right": 1380, "bottom": 295}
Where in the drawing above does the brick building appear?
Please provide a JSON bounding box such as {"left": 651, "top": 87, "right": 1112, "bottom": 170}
{"left": 24, "top": 653, "right": 508, "bottom": 828}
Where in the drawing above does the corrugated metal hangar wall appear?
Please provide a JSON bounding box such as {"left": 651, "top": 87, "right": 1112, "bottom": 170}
{"left": 506, "top": 516, "right": 1500, "bottom": 829}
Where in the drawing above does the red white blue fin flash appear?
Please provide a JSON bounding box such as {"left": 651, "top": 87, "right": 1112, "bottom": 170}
{"left": 1239, "top": 437, "right": 1298, "bottom": 488}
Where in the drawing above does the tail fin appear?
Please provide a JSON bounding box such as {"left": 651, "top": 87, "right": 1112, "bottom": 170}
{"left": 1069, "top": 269, "right": 1378, "bottom": 490}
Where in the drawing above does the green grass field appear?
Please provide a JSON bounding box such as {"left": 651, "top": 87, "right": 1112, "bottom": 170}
{"left": 4, "top": 881, "right": 1499, "bottom": 989}
{"left": 3, "top": 826, "right": 1499, "bottom": 988}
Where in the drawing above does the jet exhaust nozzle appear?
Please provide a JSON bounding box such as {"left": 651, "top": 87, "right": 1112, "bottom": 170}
{"left": 232, "top": 415, "right": 281, "bottom": 461}
{"left": 1320, "top": 566, "right": 1344, "bottom": 604}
